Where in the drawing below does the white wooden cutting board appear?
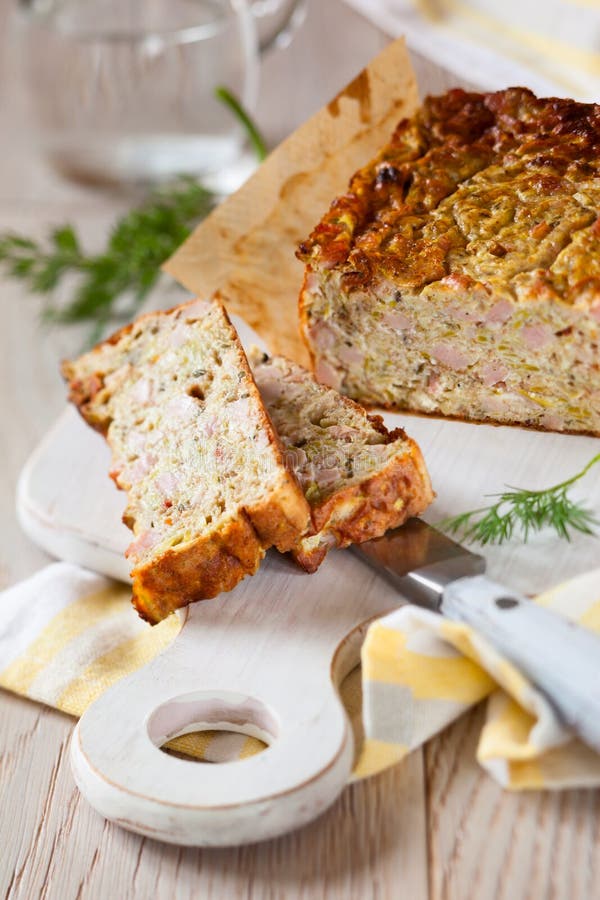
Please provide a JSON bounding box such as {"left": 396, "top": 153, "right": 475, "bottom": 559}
{"left": 18, "top": 394, "right": 600, "bottom": 596}
{"left": 15, "top": 318, "right": 600, "bottom": 845}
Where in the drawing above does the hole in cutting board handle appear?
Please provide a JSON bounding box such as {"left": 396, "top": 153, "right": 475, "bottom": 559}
{"left": 161, "top": 730, "right": 267, "bottom": 763}
{"left": 147, "top": 691, "right": 278, "bottom": 765}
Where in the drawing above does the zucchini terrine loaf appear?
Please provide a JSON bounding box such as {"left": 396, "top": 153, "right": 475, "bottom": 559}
{"left": 250, "top": 350, "right": 433, "bottom": 572}
{"left": 298, "top": 87, "right": 600, "bottom": 435}
{"left": 63, "top": 299, "right": 311, "bottom": 623}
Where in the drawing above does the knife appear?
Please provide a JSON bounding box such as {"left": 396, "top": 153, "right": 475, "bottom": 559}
{"left": 354, "top": 518, "right": 600, "bottom": 754}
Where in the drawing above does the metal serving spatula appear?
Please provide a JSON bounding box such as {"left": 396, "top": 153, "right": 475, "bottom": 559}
{"left": 355, "top": 518, "right": 600, "bottom": 754}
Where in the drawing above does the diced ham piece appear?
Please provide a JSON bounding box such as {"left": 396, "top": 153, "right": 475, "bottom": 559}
{"left": 383, "top": 310, "right": 413, "bottom": 331}
{"left": 481, "top": 395, "right": 507, "bottom": 418}
{"left": 309, "top": 321, "right": 337, "bottom": 351}
{"left": 168, "top": 325, "right": 190, "bottom": 348}
{"left": 283, "top": 446, "right": 308, "bottom": 472}
{"left": 256, "top": 371, "right": 285, "bottom": 404}
{"left": 314, "top": 466, "right": 344, "bottom": 488}
{"left": 430, "top": 343, "right": 471, "bottom": 371}
{"left": 131, "top": 378, "right": 153, "bottom": 405}
{"left": 427, "top": 372, "right": 441, "bottom": 395}
{"left": 485, "top": 299, "right": 513, "bottom": 325}
{"left": 338, "top": 344, "right": 365, "bottom": 367}
{"left": 542, "top": 412, "right": 564, "bottom": 431}
{"left": 166, "top": 395, "right": 198, "bottom": 421}
{"left": 325, "top": 424, "right": 361, "bottom": 441}
{"left": 591, "top": 304, "right": 600, "bottom": 322}
{"left": 481, "top": 391, "right": 529, "bottom": 418}
{"left": 480, "top": 360, "right": 509, "bottom": 387}
{"left": 227, "top": 397, "right": 252, "bottom": 427}
{"left": 127, "top": 430, "right": 148, "bottom": 455}
{"left": 126, "top": 527, "right": 163, "bottom": 560}
{"left": 447, "top": 303, "right": 483, "bottom": 323}
{"left": 155, "top": 471, "right": 179, "bottom": 496}
{"left": 123, "top": 452, "right": 157, "bottom": 483}
{"left": 520, "top": 323, "right": 553, "bottom": 349}
{"left": 315, "top": 359, "right": 343, "bottom": 390}
{"left": 182, "top": 298, "right": 212, "bottom": 320}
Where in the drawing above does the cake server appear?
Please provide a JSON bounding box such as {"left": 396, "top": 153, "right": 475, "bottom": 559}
{"left": 354, "top": 518, "right": 600, "bottom": 754}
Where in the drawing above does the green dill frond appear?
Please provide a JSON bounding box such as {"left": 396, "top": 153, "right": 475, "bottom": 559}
{"left": 0, "top": 89, "right": 265, "bottom": 345}
{"left": 439, "top": 453, "right": 600, "bottom": 546}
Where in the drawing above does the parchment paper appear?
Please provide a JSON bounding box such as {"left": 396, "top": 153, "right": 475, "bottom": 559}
{"left": 164, "top": 38, "right": 418, "bottom": 365}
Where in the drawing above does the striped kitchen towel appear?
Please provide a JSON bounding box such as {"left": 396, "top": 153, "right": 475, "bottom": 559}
{"left": 2, "top": 562, "right": 600, "bottom": 787}
{"left": 356, "top": 568, "right": 600, "bottom": 787}
{"left": 345, "top": 0, "right": 600, "bottom": 102}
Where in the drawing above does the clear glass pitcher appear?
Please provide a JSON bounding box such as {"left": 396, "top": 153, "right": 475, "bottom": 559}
{"left": 18, "top": 0, "right": 305, "bottom": 185}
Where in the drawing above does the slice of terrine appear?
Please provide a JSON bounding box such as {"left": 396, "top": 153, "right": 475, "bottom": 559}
{"left": 63, "top": 298, "right": 311, "bottom": 623}
{"left": 250, "top": 350, "right": 433, "bottom": 572}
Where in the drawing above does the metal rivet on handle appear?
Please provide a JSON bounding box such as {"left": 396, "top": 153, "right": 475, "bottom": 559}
{"left": 495, "top": 597, "right": 519, "bottom": 610}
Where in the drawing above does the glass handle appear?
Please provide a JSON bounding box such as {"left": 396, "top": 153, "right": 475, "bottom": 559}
{"left": 247, "top": 0, "right": 307, "bottom": 54}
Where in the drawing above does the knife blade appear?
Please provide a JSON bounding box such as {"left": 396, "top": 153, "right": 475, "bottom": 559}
{"left": 354, "top": 519, "right": 600, "bottom": 754}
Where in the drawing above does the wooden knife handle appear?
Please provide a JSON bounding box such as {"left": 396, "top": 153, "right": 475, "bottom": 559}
{"left": 442, "top": 575, "right": 600, "bottom": 754}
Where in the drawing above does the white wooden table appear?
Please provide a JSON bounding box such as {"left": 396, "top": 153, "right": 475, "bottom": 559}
{"left": 1, "top": 1, "right": 599, "bottom": 897}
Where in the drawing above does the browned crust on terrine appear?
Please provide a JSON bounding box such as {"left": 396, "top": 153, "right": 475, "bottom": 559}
{"left": 298, "top": 269, "right": 320, "bottom": 379}
{"left": 131, "top": 485, "right": 306, "bottom": 623}
{"left": 297, "top": 87, "right": 600, "bottom": 302}
{"left": 297, "top": 87, "right": 600, "bottom": 435}
{"left": 292, "top": 429, "right": 433, "bottom": 572}
{"left": 62, "top": 315, "right": 145, "bottom": 434}
{"left": 355, "top": 401, "right": 600, "bottom": 438}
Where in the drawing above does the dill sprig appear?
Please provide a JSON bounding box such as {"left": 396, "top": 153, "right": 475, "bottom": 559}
{"left": 0, "top": 87, "right": 266, "bottom": 345}
{"left": 0, "top": 178, "right": 215, "bottom": 345}
{"left": 439, "top": 453, "right": 600, "bottom": 546}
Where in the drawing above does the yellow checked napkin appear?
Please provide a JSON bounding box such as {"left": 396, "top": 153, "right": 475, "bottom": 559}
{"left": 345, "top": 0, "right": 600, "bottom": 103}
{"left": 2, "top": 562, "right": 600, "bottom": 786}
{"left": 357, "top": 568, "right": 600, "bottom": 787}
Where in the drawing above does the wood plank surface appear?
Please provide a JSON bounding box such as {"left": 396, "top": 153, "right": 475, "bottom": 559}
{"left": 1, "top": 1, "right": 599, "bottom": 898}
